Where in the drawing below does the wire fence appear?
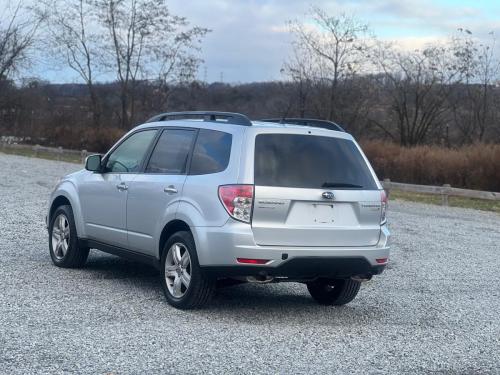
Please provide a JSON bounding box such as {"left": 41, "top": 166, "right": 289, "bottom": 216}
{"left": 0, "top": 141, "right": 95, "bottom": 163}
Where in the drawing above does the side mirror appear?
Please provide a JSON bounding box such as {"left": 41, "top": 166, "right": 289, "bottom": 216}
{"left": 85, "top": 154, "right": 102, "bottom": 172}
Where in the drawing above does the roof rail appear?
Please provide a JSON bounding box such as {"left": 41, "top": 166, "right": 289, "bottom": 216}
{"left": 260, "top": 118, "right": 345, "bottom": 132}
{"left": 147, "top": 111, "right": 252, "bottom": 126}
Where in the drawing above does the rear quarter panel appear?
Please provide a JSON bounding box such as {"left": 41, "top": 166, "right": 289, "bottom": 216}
{"left": 176, "top": 126, "right": 244, "bottom": 228}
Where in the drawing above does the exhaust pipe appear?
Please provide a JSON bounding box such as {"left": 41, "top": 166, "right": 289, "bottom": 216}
{"left": 351, "top": 275, "right": 372, "bottom": 282}
{"left": 247, "top": 275, "right": 274, "bottom": 284}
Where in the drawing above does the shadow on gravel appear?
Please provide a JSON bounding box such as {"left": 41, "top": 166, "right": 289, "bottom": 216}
{"left": 80, "top": 253, "right": 384, "bottom": 323}
{"left": 197, "top": 293, "right": 389, "bottom": 329}
{"left": 215, "top": 284, "right": 313, "bottom": 305}
{"left": 84, "top": 254, "right": 159, "bottom": 280}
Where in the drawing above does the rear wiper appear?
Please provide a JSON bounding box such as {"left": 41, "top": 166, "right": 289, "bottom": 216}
{"left": 321, "top": 182, "right": 363, "bottom": 188}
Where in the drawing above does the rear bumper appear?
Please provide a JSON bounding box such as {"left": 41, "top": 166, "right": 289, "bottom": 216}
{"left": 192, "top": 220, "right": 390, "bottom": 278}
{"left": 201, "top": 256, "right": 386, "bottom": 279}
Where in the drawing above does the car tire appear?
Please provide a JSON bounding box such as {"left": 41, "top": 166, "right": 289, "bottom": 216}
{"left": 306, "top": 278, "right": 361, "bottom": 306}
{"left": 49, "top": 205, "right": 89, "bottom": 268}
{"left": 160, "top": 231, "right": 215, "bottom": 309}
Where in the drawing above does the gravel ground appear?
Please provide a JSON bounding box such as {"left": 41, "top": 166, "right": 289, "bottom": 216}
{"left": 0, "top": 152, "right": 499, "bottom": 375}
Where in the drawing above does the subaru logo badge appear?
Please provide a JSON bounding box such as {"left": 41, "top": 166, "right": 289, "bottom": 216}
{"left": 322, "top": 191, "right": 334, "bottom": 200}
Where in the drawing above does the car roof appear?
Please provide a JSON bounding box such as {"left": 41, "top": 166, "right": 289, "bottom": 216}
{"left": 134, "top": 119, "right": 350, "bottom": 137}
{"left": 133, "top": 112, "right": 351, "bottom": 139}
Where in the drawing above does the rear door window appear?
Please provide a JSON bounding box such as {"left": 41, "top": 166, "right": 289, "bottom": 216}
{"left": 190, "top": 129, "right": 232, "bottom": 175}
{"left": 145, "top": 129, "right": 195, "bottom": 174}
{"left": 254, "top": 134, "right": 377, "bottom": 189}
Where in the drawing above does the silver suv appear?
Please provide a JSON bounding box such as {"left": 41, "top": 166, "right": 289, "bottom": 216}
{"left": 47, "top": 112, "right": 390, "bottom": 309}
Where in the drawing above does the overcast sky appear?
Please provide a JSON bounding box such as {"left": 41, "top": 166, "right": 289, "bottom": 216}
{"left": 19, "top": 0, "right": 500, "bottom": 83}
{"left": 165, "top": 0, "right": 499, "bottom": 83}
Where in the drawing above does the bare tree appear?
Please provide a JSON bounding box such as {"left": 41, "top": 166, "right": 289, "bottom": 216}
{"left": 283, "top": 7, "right": 375, "bottom": 137}
{"left": 449, "top": 30, "right": 500, "bottom": 143}
{"left": 281, "top": 44, "right": 315, "bottom": 118}
{"left": 286, "top": 7, "right": 370, "bottom": 121}
{"left": 371, "top": 43, "right": 457, "bottom": 146}
{"left": 0, "top": 1, "right": 42, "bottom": 81}
{"left": 97, "top": 0, "right": 209, "bottom": 128}
{"left": 47, "top": 0, "right": 103, "bottom": 127}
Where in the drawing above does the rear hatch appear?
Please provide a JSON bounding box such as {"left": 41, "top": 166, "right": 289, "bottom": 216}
{"left": 251, "top": 133, "right": 382, "bottom": 247}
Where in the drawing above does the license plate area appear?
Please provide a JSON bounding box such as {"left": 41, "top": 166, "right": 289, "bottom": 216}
{"left": 311, "top": 203, "right": 335, "bottom": 224}
{"left": 286, "top": 202, "right": 335, "bottom": 226}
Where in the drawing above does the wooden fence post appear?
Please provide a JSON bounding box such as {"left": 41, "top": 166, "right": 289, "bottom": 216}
{"left": 383, "top": 178, "right": 391, "bottom": 198}
{"left": 81, "top": 150, "right": 87, "bottom": 164}
{"left": 441, "top": 184, "right": 451, "bottom": 206}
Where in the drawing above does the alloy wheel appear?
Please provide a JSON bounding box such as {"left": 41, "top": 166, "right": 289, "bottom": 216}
{"left": 165, "top": 243, "right": 192, "bottom": 298}
{"left": 52, "top": 214, "right": 70, "bottom": 260}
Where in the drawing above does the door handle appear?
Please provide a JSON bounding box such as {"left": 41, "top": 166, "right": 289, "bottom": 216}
{"left": 164, "top": 185, "right": 178, "bottom": 194}
{"left": 116, "top": 182, "right": 128, "bottom": 191}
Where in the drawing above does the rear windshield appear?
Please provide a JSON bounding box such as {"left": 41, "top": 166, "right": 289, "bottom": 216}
{"left": 254, "top": 134, "right": 377, "bottom": 190}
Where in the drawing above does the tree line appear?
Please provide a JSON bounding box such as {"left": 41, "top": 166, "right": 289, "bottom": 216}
{"left": 1, "top": 2, "right": 500, "bottom": 151}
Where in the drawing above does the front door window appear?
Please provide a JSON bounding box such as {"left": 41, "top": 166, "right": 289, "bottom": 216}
{"left": 105, "top": 130, "right": 157, "bottom": 173}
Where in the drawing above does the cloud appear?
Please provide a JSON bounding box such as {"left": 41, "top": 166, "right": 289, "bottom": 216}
{"left": 167, "top": 0, "right": 498, "bottom": 82}
{"left": 386, "top": 36, "right": 449, "bottom": 51}
{"left": 370, "top": 0, "right": 479, "bottom": 21}
{"left": 167, "top": 0, "right": 308, "bottom": 82}
{"left": 6, "top": 0, "right": 499, "bottom": 83}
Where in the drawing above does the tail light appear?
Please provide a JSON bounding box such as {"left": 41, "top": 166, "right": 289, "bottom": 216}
{"left": 218, "top": 185, "right": 254, "bottom": 223}
{"left": 380, "top": 190, "right": 388, "bottom": 224}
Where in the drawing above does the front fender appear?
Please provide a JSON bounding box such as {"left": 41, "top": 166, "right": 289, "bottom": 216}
{"left": 49, "top": 180, "right": 86, "bottom": 238}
